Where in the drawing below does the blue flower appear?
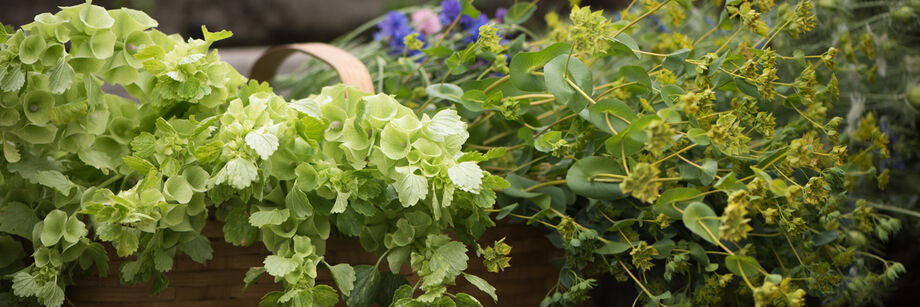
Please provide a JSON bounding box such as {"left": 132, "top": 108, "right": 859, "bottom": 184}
{"left": 376, "top": 11, "right": 411, "bottom": 41}
{"left": 439, "top": 0, "right": 462, "bottom": 25}
{"left": 460, "top": 13, "right": 489, "bottom": 43}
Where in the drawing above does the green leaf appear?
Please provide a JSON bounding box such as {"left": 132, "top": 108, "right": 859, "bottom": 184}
{"left": 201, "top": 25, "right": 233, "bottom": 43}
{"left": 534, "top": 131, "right": 562, "bottom": 153}
{"left": 40, "top": 210, "right": 67, "bottom": 246}
{"left": 329, "top": 263, "right": 356, "bottom": 297}
{"left": 655, "top": 188, "right": 702, "bottom": 218}
{"left": 687, "top": 128, "right": 710, "bottom": 145}
{"left": 566, "top": 156, "right": 626, "bottom": 200}
{"left": 346, "top": 265, "right": 380, "bottom": 307}
{"left": 701, "top": 159, "right": 718, "bottom": 186}
{"left": 244, "top": 267, "right": 266, "bottom": 289}
{"left": 447, "top": 161, "right": 483, "bottom": 193}
{"left": 725, "top": 255, "right": 763, "bottom": 279}
{"left": 462, "top": 273, "right": 497, "bottom": 302}
{"left": 123, "top": 156, "right": 155, "bottom": 174}
{"left": 425, "top": 83, "right": 465, "bottom": 106}
{"left": 313, "top": 284, "right": 340, "bottom": 307}
{"left": 594, "top": 240, "right": 630, "bottom": 255}
{"left": 374, "top": 272, "right": 409, "bottom": 306}
{"left": 608, "top": 34, "right": 639, "bottom": 59}
{"left": 48, "top": 58, "right": 75, "bottom": 94}
{"left": 214, "top": 158, "right": 259, "bottom": 190}
{"left": 396, "top": 168, "right": 428, "bottom": 207}
{"left": 454, "top": 293, "right": 483, "bottom": 307}
{"left": 116, "top": 228, "right": 139, "bottom": 257}
{"left": 246, "top": 130, "right": 280, "bottom": 160}
{"left": 249, "top": 208, "right": 290, "bottom": 227}
{"left": 618, "top": 65, "right": 652, "bottom": 93}
{"left": 812, "top": 230, "right": 839, "bottom": 246}
{"left": 504, "top": 2, "right": 537, "bottom": 24}
{"left": 35, "top": 170, "right": 74, "bottom": 196}
{"left": 0, "top": 235, "right": 24, "bottom": 268}
{"left": 586, "top": 98, "right": 637, "bottom": 134}
{"left": 264, "top": 255, "right": 298, "bottom": 277}
{"left": 544, "top": 54, "right": 593, "bottom": 112}
{"left": 164, "top": 175, "right": 194, "bottom": 204}
{"left": 223, "top": 205, "right": 258, "bottom": 246}
{"left": 682, "top": 202, "right": 720, "bottom": 245}
{"left": 510, "top": 43, "right": 570, "bottom": 91}
{"left": 180, "top": 235, "right": 212, "bottom": 263}
{"left": 659, "top": 85, "right": 685, "bottom": 107}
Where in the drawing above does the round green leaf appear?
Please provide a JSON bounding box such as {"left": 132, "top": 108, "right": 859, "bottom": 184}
{"left": 510, "top": 43, "right": 569, "bottom": 91}
{"left": 544, "top": 54, "right": 594, "bottom": 112}
{"left": 618, "top": 65, "right": 652, "bottom": 93}
{"left": 725, "top": 255, "right": 763, "bottom": 279}
{"left": 682, "top": 202, "right": 721, "bottom": 245}
{"left": 40, "top": 209, "right": 68, "bottom": 246}
{"left": 655, "top": 188, "right": 703, "bottom": 219}
{"left": 586, "top": 98, "right": 636, "bottom": 135}
{"left": 566, "top": 156, "right": 626, "bottom": 200}
{"left": 594, "top": 240, "right": 630, "bottom": 255}
{"left": 504, "top": 2, "right": 537, "bottom": 24}
{"left": 687, "top": 128, "right": 710, "bottom": 145}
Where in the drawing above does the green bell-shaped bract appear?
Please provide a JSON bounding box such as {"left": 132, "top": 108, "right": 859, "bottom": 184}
{"left": 19, "top": 34, "right": 47, "bottom": 65}
{"left": 21, "top": 90, "right": 55, "bottom": 126}
{"left": 321, "top": 102, "right": 348, "bottom": 142}
{"left": 108, "top": 8, "right": 157, "bottom": 39}
{"left": 380, "top": 122, "right": 412, "bottom": 160}
{"left": 363, "top": 93, "right": 400, "bottom": 128}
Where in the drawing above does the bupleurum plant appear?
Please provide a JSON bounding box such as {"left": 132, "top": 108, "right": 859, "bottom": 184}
{"left": 275, "top": 0, "right": 907, "bottom": 306}
{"left": 0, "top": 1, "right": 507, "bottom": 306}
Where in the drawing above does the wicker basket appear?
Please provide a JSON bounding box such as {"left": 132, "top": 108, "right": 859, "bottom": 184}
{"left": 68, "top": 43, "right": 562, "bottom": 306}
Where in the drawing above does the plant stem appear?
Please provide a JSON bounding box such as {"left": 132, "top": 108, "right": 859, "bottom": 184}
{"left": 522, "top": 179, "right": 568, "bottom": 192}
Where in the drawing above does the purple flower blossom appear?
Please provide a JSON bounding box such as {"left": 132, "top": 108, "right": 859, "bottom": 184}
{"left": 439, "top": 0, "right": 462, "bottom": 25}
{"left": 375, "top": 11, "right": 411, "bottom": 41}
{"left": 495, "top": 7, "right": 508, "bottom": 23}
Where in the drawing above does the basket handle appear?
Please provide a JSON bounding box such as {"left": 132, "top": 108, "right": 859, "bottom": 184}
{"left": 249, "top": 43, "right": 375, "bottom": 94}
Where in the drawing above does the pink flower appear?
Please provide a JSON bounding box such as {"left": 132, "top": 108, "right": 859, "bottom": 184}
{"left": 411, "top": 9, "right": 442, "bottom": 36}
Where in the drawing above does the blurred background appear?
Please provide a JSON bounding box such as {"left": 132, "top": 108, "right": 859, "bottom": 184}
{"left": 1, "top": 0, "right": 625, "bottom": 46}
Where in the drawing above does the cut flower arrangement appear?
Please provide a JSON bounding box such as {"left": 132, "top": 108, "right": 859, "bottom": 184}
{"left": 277, "top": 0, "right": 907, "bottom": 306}
{"left": 0, "top": 1, "right": 507, "bottom": 306}
{"left": 0, "top": 0, "right": 909, "bottom": 307}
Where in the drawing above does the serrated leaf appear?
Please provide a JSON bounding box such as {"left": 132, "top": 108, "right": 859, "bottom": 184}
{"left": 181, "top": 235, "right": 212, "bottom": 263}
{"left": 246, "top": 130, "right": 279, "bottom": 160}
{"left": 35, "top": 170, "right": 74, "bottom": 196}
{"left": 264, "top": 255, "right": 298, "bottom": 277}
{"left": 329, "top": 263, "right": 356, "bottom": 297}
{"left": 49, "top": 58, "right": 75, "bottom": 94}
{"left": 447, "top": 161, "right": 483, "bottom": 193}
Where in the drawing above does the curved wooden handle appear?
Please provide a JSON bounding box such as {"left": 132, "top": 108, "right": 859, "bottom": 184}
{"left": 249, "top": 43, "right": 375, "bottom": 93}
